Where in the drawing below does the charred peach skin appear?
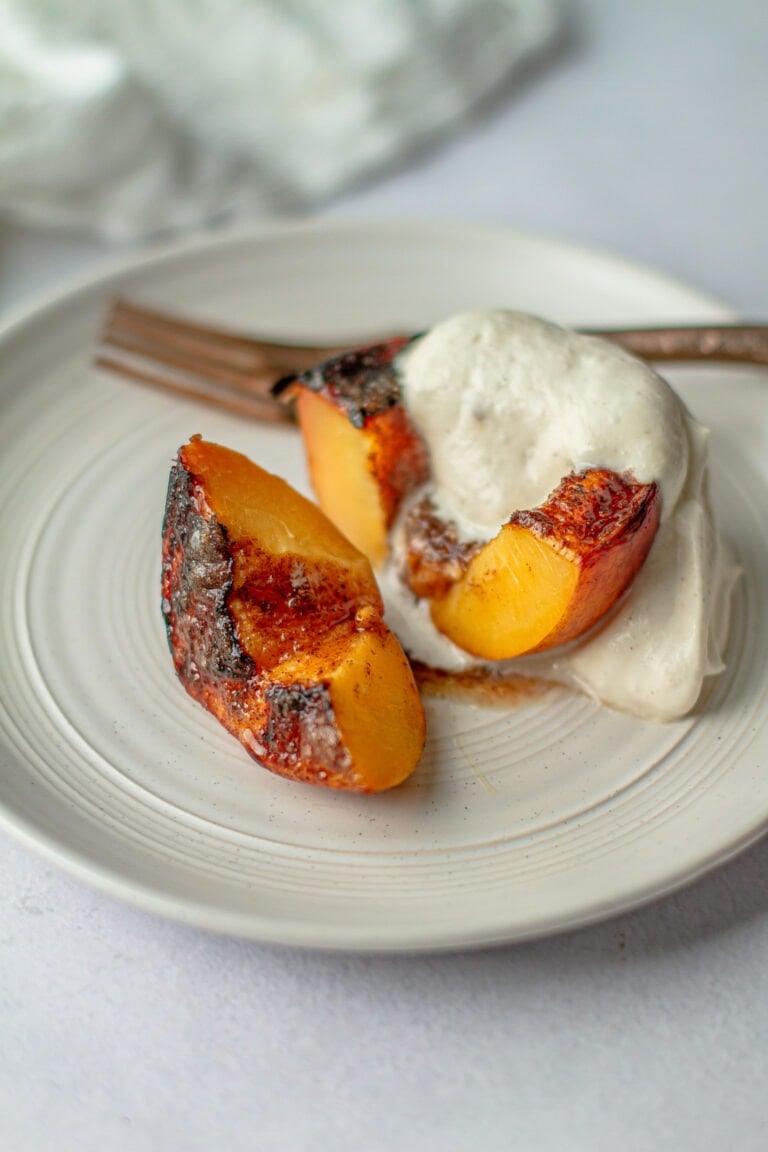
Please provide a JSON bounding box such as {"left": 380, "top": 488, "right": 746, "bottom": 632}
{"left": 162, "top": 438, "right": 425, "bottom": 791}
{"left": 285, "top": 340, "right": 430, "bottom": 567}
{"left": 413, "top": 469, "right": 661, "bottom": 660}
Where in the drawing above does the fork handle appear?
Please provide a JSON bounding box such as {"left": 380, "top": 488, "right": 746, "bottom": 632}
{"left": 587, "top": 324, "right": 768, "bottom": 366}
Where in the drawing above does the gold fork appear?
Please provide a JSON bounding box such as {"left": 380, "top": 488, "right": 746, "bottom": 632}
{"left": 95, "top": 298, "right": 768, "bottom": 423}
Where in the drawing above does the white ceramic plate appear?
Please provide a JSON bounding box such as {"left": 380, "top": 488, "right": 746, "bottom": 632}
{"left": 1, "top": 220, "right": 767, "bottom": 952}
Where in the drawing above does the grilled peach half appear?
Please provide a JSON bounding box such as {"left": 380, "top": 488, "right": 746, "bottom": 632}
{"left": 284, "top": 340, "right": 430, "bottom": 567}
{"left": 162, "top": 438, "right": 425, "bottom": 791}
{"left": 403, "top": 469, "right": 661, "bottom": 660}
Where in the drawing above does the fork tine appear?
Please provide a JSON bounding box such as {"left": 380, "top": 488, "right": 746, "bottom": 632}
{"left": 108, "top": 299, "right": 348, "bottom": 378}
{"left": 97, "top": 297, "right": 347, "bottom": 424}
{"left": 94, "top": 354, "right": 294, "bottom": 423}
{"left": 102, "top": 326, "right": 275, "bottom": 396}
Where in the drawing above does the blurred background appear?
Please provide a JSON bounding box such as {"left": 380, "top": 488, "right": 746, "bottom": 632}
{"left": 1, "top": 0, "right": 766, "bottom": 316}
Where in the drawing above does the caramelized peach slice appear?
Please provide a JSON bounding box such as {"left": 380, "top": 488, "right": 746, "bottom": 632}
{"left": 286, "top": 340, "right": 430, "bottom": 567}
{"left": 283, "top": 341, "right": 661, "bottom": 664}
{"left": 162, "top": 438, "right": 425, "bottom": 791}
{"left": 416, "top": 469, "right": 661, "bottom": 660}
{"left": 296, "top": 390, "right": 430, "bottom": 567}
{"left": 271, "top": 610, "right": 425, "bottom": 793}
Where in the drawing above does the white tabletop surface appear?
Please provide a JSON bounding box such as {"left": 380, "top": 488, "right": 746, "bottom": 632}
{"left": 2, "top": 2, "right": 767, "bottom": 1149}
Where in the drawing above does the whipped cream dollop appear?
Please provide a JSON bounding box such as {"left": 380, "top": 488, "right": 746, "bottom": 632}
{"left": 379, "top": 310, "right": 737, "bottom": 721}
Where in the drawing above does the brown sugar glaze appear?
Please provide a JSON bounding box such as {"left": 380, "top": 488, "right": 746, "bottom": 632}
{"left": 411, "top": 660, "right": 557, "bottom": 709}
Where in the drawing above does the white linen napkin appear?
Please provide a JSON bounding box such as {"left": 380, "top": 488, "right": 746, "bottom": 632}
{"left": 0, "top": 0, "right": 560, "bottom": 240}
